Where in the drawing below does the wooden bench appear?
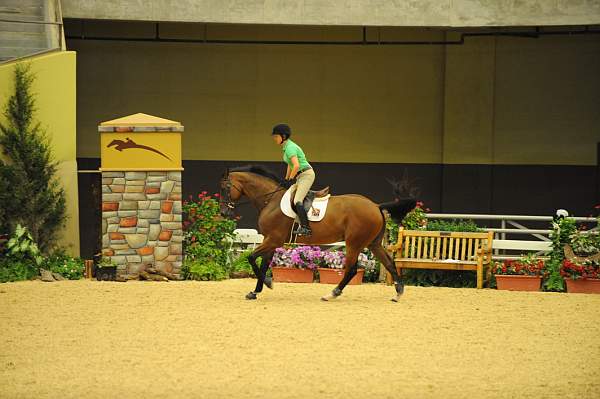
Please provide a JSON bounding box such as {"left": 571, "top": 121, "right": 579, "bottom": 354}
{"left": 387, "top": 229, "right": 494, "bottom": 289}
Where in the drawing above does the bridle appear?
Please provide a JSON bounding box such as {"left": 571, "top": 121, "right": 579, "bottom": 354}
{"left": 220, "top": 169, "right": 286, "bottom": 213}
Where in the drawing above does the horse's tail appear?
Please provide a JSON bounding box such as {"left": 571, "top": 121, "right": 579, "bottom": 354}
{"left": 378, "top": 198, "right": 416, "bottom": 224}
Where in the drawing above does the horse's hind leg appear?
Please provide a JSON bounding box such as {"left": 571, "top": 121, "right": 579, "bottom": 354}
{"left": 321, "top": 246, "right": 360, "bottom": 301}
{"left": 369, "top": 242, "right": 404, "bottom": 302}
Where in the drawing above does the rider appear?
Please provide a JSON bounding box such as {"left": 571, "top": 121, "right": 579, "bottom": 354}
{"left": 271, "top": 123, "right": 315, "bottom": 237}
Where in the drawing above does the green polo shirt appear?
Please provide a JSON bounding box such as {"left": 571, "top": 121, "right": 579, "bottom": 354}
{"left": 282, "top": 139, "right": 311, "bottom": 170}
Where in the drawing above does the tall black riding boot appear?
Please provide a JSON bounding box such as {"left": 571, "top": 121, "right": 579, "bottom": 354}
{"left": 294, "top": 202, "right": 312, "bottom": 237}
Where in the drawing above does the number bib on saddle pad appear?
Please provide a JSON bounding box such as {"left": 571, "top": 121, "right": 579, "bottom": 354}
{"left": 280, "top": 187, "right": 330, "bottom": 222}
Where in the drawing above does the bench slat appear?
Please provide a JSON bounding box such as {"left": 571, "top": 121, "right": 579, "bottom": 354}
{"left": 395, "top": 259, "right": 478, "bottom": 271}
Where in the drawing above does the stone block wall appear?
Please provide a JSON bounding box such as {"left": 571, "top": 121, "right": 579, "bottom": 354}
{"left": 101, "top": 171, "right": 183, "bottom": 276}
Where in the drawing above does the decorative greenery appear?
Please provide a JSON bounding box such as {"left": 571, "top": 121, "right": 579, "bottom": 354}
{"left": 569, "top": 231, "right": 600, "bottom": 256}
{"left": 544, "top": 216, "right": 577, "bottom": 292}
{"left": 386, "top": 201, "right": 427, "bottom": 244}
{"left": 0, "top": 258, "right": 34, "bottom": 283}
{"left": 97, "top": 256, "right": 117, "bottom": 268}
{"left": 230, "top": 249, "right": 256, "bottom": 277}
{"left": 183, "top": 258, "right": 229, "bottom": 281}
{"left": 43, "top": 251, "right": 84, "bottom": 280}
{"left": 0, "top": 224, "right": 41, "bottom": 282}
{"left": 426, "top": 219, "right": 481, "bottom": 232}
{"left": 182, "top": 191, "right": 237, "bottom": 280}
{"left": 493, "top": 254, "right": 546, "bottom": 276}
{"left": 0, "top": 63, "right": 66, "bottom": 252}
{"left": 558, "top": 207, "right": 600, "bottom": 281}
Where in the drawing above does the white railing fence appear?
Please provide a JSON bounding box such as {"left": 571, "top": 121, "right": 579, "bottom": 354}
{"left": 230, "top": 212, "right": 598, "bottom": 262}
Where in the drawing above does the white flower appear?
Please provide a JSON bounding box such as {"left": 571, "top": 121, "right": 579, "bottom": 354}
{"left": 556, "top": 209, "right": 569, "bottom": 218}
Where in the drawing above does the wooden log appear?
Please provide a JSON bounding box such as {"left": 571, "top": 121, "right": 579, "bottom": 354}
{"left": 147, "top": 267, "right": 180, "bottom": 281}
{"left": 139, "top": 271, "right": 168, "bottom": 281}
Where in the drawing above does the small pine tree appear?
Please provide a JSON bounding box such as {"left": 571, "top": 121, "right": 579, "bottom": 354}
{"left": 0, "top": 63, "right": 66, "bottom": 252}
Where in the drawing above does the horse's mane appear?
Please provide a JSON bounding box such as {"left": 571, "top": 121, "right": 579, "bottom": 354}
{"left": 228, "top": 165, "right": 283, "bottom": 184}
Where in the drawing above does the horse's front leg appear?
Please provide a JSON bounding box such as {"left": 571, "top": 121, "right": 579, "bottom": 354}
{"left": 246, "top": 243, "right": 276, "bottom": 300}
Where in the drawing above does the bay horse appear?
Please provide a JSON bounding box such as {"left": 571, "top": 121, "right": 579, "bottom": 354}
{"left": 219, "top": 166, "right": 416, "bottom": 301}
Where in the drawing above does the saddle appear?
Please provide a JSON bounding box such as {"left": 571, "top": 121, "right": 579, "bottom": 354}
{"left": 290, "top": 186, "right": 330, "bottom": 213}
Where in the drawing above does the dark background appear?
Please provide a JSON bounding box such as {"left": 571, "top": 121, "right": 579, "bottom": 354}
{"left": 77, "top": 156, "right": 599, "bottom": 259}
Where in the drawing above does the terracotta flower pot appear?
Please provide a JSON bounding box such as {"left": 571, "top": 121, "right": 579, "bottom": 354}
{"left": 271, "top": 267, "right": 314, "bottom": 283}
{"left": 564, "top": 278, "right": 600, "bottom": 294}
{"left": 317, "top": 268, "right": 364, "bottom": 285}
{"left": 495, "top": 275, "right": 541, "bottom": 291}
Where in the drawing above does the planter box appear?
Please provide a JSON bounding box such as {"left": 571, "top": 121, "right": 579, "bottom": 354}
{"left": 565, "top": 278, "right": 600, "bottom": 294}
{"left": 318, "top": 268, "right": 364, "bottom": 285}
{"left": 495, "top": 275, "right": 541, "bottom": 291}
{"left": 272, "top": 267, "right": 314, "bottom": 283}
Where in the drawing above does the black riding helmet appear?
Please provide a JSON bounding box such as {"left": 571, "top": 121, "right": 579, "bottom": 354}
{"left": 271, "top": 123, "right": 291, "bottom": 140}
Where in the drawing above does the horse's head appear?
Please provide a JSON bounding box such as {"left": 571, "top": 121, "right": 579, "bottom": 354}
{"left": 219, "top": 170, "right": 244, "bottom": 218}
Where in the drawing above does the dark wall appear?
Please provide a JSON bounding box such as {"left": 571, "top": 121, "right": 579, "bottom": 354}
{"left": 77, "top": 157, "right": 598, "bottom": 259}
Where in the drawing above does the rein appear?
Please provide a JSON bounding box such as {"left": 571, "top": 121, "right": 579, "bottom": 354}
{"left": 222, "top": 173, "right": 285, "bottom": 211}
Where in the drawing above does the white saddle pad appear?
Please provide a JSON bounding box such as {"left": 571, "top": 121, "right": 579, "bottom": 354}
{"left": 280, "top": 188, "right": 330, "bottom": 222}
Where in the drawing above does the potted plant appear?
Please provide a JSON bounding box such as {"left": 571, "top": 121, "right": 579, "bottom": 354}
{"left": 493, "top": 254, "right": 545, "bottom": 291}
{"left": 269, "top": 246, "right": 316, "bottom": 283}
{"left": 317, "top": 251, "right": 369, "bottom": 285}
{"left": 95, "top": 257, "right": 118, "bottom": 281}
{"left": 559, "top": 225, "right": 600, "bottom": 294}
{"left": 560, "top": 259, "right": 600, "bottom": 294}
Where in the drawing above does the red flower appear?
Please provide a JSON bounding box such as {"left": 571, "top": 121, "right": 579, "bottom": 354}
{"left": 416, "top": 201, "right": 424, "bottom": 208}
{"left": 594, "top": 204, "right": 600, "bottom": 209}
{"left": 214, "top": 193, "right": 220, "bottom": 198}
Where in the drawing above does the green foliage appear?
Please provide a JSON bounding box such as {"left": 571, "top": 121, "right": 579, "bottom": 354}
{"left": 182, "top": 191, "right": 237, "bottom": 280}
{"left": 386, "top": 202, "right": 427, "bottom": 244}
{"left": 230, "top": 249, "right": 256, "bottom": 277}
{"left": 426, "top": 219, "right": 481, "bottom": 232}
{"left": 97, "top": 256, "right": 117, "bottom": 268}
{"left": 183, "top": 258, "right": 229, "bottom": 281}
{"left": 0, "top": 258, "right": 36, "bottom": 283}
{"left": 544, "top": 217, "right": 577, "bottom": 292}
{"left": 0, "top": 224, "right": 41, "bottom": 282}
{"left": 6, "top": 224, "right": 42, "bottom": 266}
{"left": 362, "top": 255, "right": 381, "bottom": 283}
{"left": 569, "top": 231, "right": 600, "bottom": 256}
{"left": 405, "top": 269, "right": 478, "bottom": 288}
{"left": 43, "top": 251, "right": 84, "bottom": 280}
{"left": 0, "top": 63, "right": 66, "bottom": 252}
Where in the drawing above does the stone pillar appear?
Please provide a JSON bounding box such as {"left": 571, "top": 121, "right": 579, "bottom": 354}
{"left": 99, "top": 113, "right": 184, "bottom": 277}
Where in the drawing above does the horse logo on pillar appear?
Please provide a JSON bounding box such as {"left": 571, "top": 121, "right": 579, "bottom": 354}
{"left": 107, "top": 138, "right": 172, "bottom": 161}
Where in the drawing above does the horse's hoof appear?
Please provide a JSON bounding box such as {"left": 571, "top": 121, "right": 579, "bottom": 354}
{"left": 391, "top": 293, "right": 402, "bottom": 302}
{"left": 321, "top": 293, "right": 337, "bottom": 301}
{"left": 264, "top": 277, "right": 273, "bottom": 290}
{"left": 246, "top": 291, "right": 257, "bottom": 300}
